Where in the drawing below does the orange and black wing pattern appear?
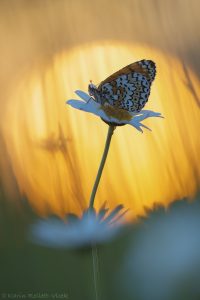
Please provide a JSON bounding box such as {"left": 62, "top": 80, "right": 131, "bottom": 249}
{"left": 98, "top": 60, "right": 156, "bottom": 112}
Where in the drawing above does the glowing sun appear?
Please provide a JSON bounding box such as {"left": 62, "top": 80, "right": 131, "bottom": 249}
{"left": 2, "top": 41, "right": 200, "bottom": 219}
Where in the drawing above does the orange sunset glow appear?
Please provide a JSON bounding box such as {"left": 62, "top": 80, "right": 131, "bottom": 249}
{"left": 1, "top": 42, "right": 200, "bottom": 218}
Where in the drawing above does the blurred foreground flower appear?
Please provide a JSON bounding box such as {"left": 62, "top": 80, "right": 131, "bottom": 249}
{"left": 120, "top": 198, "right": 200, "bottom": 300}
{"left": 29, "top": 205, "right": 126, "bottom": 249}
{"left": 67, "top": 90, "right": 163, "bottom": 132}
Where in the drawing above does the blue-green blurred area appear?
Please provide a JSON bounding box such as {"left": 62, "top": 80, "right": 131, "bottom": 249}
{"left": 118, "top": 194, "right": 200, "bottom": 300}
{"left": 1, "top": 184, "right": 200, "bottom": 300}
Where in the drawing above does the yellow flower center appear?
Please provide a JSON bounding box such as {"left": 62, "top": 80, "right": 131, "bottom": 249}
{"left": 100, "top": 104, "right": 132, "bottom": 121}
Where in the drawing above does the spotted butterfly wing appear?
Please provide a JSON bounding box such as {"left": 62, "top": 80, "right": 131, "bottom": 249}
{"left": 97, "top": 59, "right": 156, "bottom": 113}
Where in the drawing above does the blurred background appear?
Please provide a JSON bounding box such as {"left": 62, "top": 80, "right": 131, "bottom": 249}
{"left": 0, "top": 0, "right": 200, "bottom": 299}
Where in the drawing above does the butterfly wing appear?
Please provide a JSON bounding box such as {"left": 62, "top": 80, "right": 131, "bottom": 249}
{"left": 98, "top": 60, "right": 156, "bottom": 112}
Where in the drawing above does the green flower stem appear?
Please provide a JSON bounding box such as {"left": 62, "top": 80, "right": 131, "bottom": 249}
{"left": 89, "top": 125, "right": 116, "bottom": 209}
{"left": 92, "top": 244, "right": 99, "bottom": 300}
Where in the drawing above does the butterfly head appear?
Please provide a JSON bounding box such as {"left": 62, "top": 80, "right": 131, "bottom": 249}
{"left": 88, "top": 80, "right": 98, "bottom": 96}
{"left": 88, "top": 80, "right": 102, "bottom": 104}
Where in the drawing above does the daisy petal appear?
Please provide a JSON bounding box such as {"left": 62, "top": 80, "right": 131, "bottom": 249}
{"left": 66, "top": 90, "right": 164, "bottom": 131}
{"left": 67, "top": 98, "right": 111, "bottom": 122}
{"left": 129, "top": 121, "right": 144, "bottom": 133}
{"left": 140, "top": 123, "right": 152, "bottom": 131}
{"left": 67, "top": 100, "right": 86, "bottom": 109}
{"left": 29, "top": 210, "right": 123, "bottom": 249}
{"left": 140, "top": 110, "right": 163, "bottom": 118}
{"left": 128, "top": 118, "right": 152, "bottom": 132}
{"left": 75, "top": 90, "right": 92, "bottom": 102}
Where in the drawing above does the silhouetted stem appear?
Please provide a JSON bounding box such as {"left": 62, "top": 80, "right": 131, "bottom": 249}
{"left": 89, "top": 125, "right": 115, "bottom": 209}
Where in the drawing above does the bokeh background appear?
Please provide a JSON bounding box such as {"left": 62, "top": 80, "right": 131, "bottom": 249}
{"left": 0, "top": 0, "right": 200, "bottom": 217}
{"left": 0, "top": 0, "right": 200, "bottom": 299}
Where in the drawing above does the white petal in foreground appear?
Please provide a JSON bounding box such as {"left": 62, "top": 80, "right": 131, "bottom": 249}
{"left": 29, "top": 211, "right": 123, "bottom": 249}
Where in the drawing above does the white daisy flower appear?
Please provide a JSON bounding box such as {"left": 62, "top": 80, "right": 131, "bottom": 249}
{"left": 29, "top": 205, "right": 126, "bottom": 249}
{"left": 66, "top": 90, "right": 163, "bottom": 132}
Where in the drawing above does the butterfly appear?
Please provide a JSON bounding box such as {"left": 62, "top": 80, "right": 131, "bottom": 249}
{"left": 88, "top": 59, "right": 156, "bottom": 113}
